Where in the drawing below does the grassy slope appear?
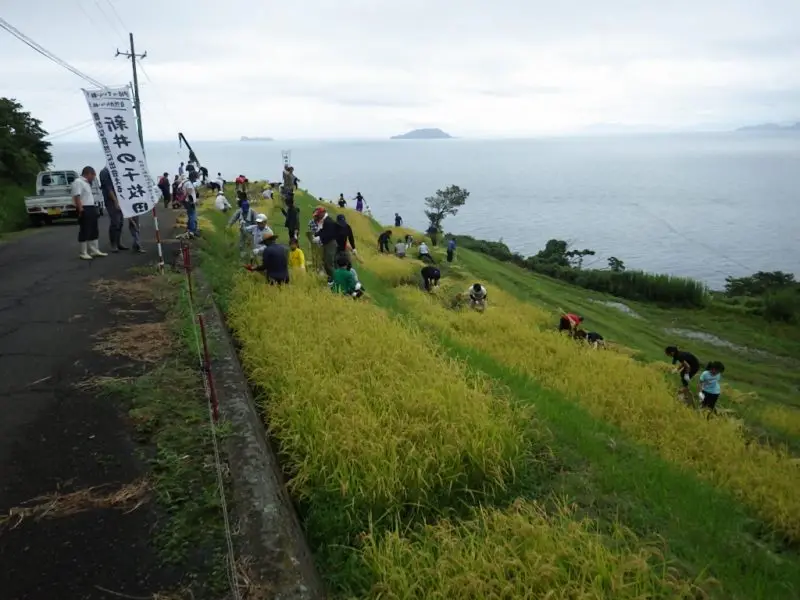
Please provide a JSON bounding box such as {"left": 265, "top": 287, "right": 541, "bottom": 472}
{"left": 200, "top": 188, "right": 800, "bottom": 598}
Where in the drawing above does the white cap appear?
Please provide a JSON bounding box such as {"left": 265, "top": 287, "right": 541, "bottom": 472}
{"left": 255, "top": 213, "right": 268, "bottom": 223}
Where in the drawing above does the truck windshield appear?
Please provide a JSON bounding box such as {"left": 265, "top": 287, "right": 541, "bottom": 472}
{"left": 43, "top": 173, "right": 68, "bottom": 186}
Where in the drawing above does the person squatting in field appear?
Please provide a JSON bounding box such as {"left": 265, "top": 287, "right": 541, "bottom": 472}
{"left": 559, "top": 312, "right": 584, "bottom": 337}
{"left": 574, "top": 329, "right": 605, "bottom": 349}
{"left": 331, "top": 254, "right": 365, "bottom": 299}
{"left": 418, "top": 241, "right": 434, "bottom": 264}
{"left": 468, "top": 283, "right": 488, "bottom": 311}
{"left": 245, "top": 231, "right": 289, "bottom": 284}
{"left": 421, "top": 266, "right": 441, "bottom": 292}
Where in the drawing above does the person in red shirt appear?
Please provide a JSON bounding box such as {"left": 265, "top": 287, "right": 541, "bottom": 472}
{"left": 559, "top": 313, "right": 584, "bottom": 337}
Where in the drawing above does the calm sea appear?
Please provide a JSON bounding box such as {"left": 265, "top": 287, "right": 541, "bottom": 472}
{"left": 51, "top": 134, "right": 800, "bottom": 289}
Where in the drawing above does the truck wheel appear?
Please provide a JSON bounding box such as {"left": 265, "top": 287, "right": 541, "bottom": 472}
{"left": 28, "top": 215, "right": 43, "bottom": 228}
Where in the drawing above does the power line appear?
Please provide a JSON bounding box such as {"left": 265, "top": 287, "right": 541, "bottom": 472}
{"left": 102, "top": 0, "right": 129, "bottom": 35}
{"left": 45, "top": 119, "right": 95, "bottom": 140}
{"left": 0, "top": 17, "right": 106, "bottom": 88}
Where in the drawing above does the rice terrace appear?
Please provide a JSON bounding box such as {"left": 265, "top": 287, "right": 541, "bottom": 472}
{"left": 193, "top": 183, "right": 800, "bottom": 599}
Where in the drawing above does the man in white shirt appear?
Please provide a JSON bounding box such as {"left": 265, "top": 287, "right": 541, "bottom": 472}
{"left": 468, "top": 283, "right": 488, "bottom": 312}
{"left": 261, "top": 186, "right": 273, "bottom": 200}
{"left": 71, "top": 166, "right": 107, "bottom": 260}
{"left": 183, "top": 174, "right": 198, "bottom": 237}
{"left": 215, "top": 191, "right": 231, "bottom": 212}
{"left": 418, "top": 241, "right": 434, "bottom": 263}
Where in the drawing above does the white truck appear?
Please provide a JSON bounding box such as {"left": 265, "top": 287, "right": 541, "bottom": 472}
{"left": 24, "top": 170, "right": 103, "bottom": 226}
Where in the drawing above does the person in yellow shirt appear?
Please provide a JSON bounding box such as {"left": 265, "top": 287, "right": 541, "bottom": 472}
{"left": 288, "top": 237, "right": 306, "bottom": 271}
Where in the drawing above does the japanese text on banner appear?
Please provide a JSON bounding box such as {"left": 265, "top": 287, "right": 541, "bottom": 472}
{"left": 82, "top": 87, "right": 157, "bottom": 218}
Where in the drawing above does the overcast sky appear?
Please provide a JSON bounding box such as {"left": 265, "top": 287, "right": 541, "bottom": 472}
{"left": 2, "top": 0, "right": 800, "bottom": 141}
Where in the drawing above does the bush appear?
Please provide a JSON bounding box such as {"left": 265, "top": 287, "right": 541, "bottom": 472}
{"left": 764, "top": 288, "right": 800, "bottom": 323}
{"left": 0, "top": 183, "right": 29, "bottom": 233}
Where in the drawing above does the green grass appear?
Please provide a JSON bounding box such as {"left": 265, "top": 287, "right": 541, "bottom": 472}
{"left": 97, "top": 273, "right": 230, "bottom": 597}
{"left": 197, "top": 187, "right": 800, "bottom": 598}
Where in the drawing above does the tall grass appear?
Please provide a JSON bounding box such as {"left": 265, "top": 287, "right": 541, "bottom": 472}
{"left": 362, "top": 501, "right": 707, "bottom": 599}
{"left": 0, "top": 183, "right": 29, "bottom": 233}
{"left": 574, "top": 269, "right": 709, "bottom": 308}
{"left": 396, "top": 285, "right": 800, "bottom": 541}
{"left": 227, "top": 274, "right": 537, "bottom": 541}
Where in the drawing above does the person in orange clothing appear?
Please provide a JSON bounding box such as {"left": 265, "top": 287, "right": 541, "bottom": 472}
{"left": 559, "top": 312, "right": 584, "bottom": 337}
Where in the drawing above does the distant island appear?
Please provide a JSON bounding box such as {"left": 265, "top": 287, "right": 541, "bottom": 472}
{"left": 736, "top": 122, "right": 800, "bottom": 132}
{"left": 240, "top": 136, "right": 274, "bottom": 142}
{"left": 391, "top": 128, "right": 453, "bottom": 140}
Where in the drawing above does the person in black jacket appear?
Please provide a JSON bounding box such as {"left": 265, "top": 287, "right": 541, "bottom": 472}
{"left": 245, "top": 231, "right": 289, "bottom": 284}
{"left": 281, "top": 205, "right": 300, "bottom": 239}
{"left": 421, "top": 266, "right": 441, "bottom": 291}
{"left": 378, "top": 230, "right": 392, "bottom": 253}
{"left": 312, "top": 209, "right": 341, "bottom": 279}
{"left": 335, "top": 214, "right": 356, "bottom": 263}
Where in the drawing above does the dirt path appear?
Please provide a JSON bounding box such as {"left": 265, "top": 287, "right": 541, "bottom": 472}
{"left": 0, "top": 214, "right": 186, "bottom": 600}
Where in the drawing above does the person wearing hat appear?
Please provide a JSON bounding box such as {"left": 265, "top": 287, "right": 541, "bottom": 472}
{"left": 245, "top": 231, "right": 289, "bottom": 285}
{"left": 312, "top": 207, "right": 341, "bottom": 280}
{"left": 246, "top": 213, "right": 270, "bottom": 253}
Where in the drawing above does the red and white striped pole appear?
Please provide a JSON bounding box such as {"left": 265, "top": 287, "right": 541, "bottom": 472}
{"left": 151, "top": 204, "right": 165, "bottom": 273}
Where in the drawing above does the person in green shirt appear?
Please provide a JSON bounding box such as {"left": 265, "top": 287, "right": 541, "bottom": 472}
{"left": 332, "top": 255, "right": 357, "bottom": 296}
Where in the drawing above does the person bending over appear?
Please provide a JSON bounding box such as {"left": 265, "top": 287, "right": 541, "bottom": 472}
{"left": 421, "top": 266, "right": 441, "bottom": 292}
{"left": 245, "top": 231, "right": 289, "bottom": 285}
{"left": 665, "top": 345, "right": 700, "bottom": 405}
{"left": 468, "top": 283, "right": 488, "bottom": 312}
{"left": 559, "top": 313, "right": 583, "bottom": 337}
{"left": 378, "top": 230, "right": 392, "bottom": 253}
{"left": 698, "top": 360, "right": 725, "bottom": 413}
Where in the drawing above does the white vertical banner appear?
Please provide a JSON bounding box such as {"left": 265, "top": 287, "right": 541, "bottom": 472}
{"left": 83, "top": 86, "right": 156, "bottom": 218}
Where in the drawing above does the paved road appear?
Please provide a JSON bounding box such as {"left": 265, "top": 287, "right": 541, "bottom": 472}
{"left": 0, "top": 211, "right": 181, "bottom": 600}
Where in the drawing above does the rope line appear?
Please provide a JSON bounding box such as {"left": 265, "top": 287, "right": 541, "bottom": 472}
{"left": 180, "top": 240, "right": 242, "bottom": 600}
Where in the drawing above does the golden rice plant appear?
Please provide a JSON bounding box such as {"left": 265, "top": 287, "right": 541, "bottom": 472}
{"left": 362, "top": 500, "right": 708, "bottom": 599}
{"left": 227, "top": 275, "right": 536, "bottom": 537}
{"left": 363, "top": 252, "right": 423, "bottom": 286}
{"left": 396, "top": 286, "right": 800, "bottom": 540}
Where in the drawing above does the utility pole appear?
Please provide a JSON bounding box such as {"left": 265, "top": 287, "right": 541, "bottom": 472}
{"left": 115, "top": 33, "right": 147, "bottom": 149}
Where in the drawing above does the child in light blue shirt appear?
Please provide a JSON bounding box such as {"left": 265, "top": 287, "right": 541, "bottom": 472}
{"left": 698, "top": 361, "right": 724, "bottom": 412}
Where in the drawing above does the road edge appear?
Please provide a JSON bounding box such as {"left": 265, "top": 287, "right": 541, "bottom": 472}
{"left": 196, "top": 270, "right": 325, "bottom": 599}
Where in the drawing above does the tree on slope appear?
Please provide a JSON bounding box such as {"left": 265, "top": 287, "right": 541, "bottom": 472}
{"left": 0, "top": 98, "right": 52, "bottom": 186}
{"left": 424, "top": 185, "right": 469, "bottom": 243}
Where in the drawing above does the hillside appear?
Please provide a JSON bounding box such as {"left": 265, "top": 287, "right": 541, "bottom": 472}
{"left": 390, "top": 128, "right": 453, "bottom": 139}
{"left": 195, "top": 186, "right": 800, "bottom": 598}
